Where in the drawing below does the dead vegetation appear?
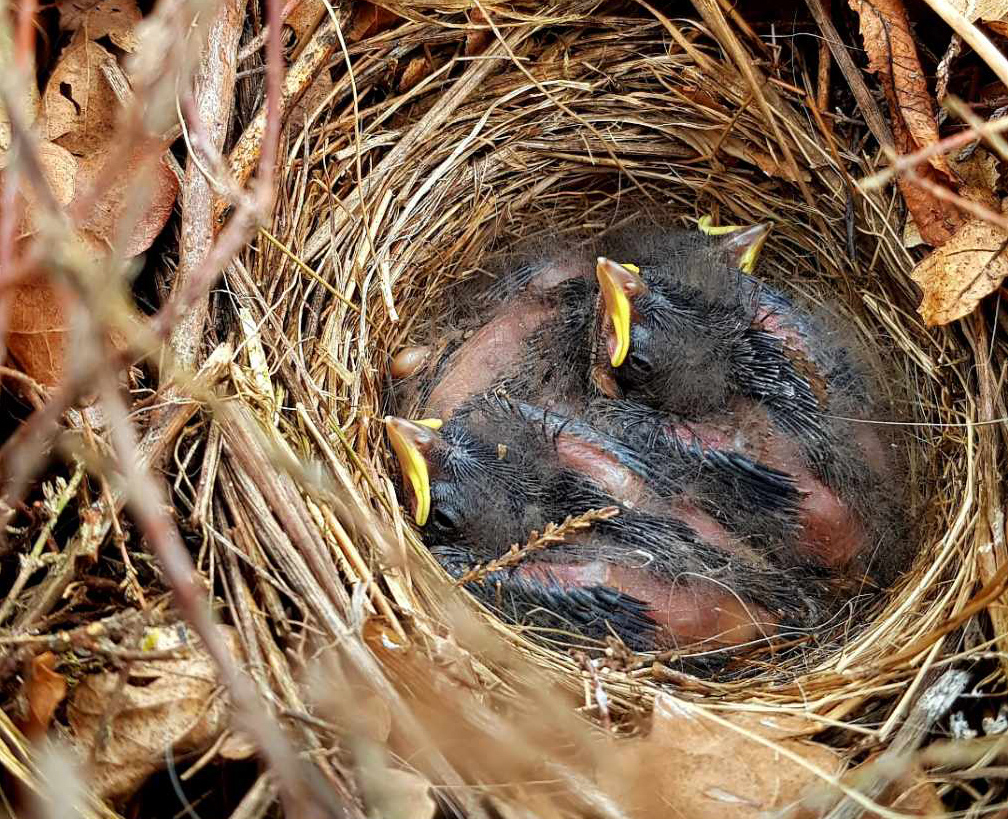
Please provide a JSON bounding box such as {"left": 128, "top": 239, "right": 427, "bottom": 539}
{"left": 2, "top": 0, "right": 1008, "bottom": 817}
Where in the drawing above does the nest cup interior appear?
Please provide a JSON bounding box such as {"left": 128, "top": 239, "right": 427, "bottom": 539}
{"left": 271, "top": 7, "right": 975, "bottom": 703}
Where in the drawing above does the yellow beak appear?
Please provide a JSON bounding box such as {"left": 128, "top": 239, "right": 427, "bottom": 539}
{"left": 385, "top": 416, "right": 439, "bottom": 526}
{"left": 697, "top": 216, "right": 773, "bottom": 274}
{"left": 596, "top": 258, "right": 646, "bottom": 367}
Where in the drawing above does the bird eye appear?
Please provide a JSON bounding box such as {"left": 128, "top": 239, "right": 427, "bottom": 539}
{"left": 628, "top": 351, "right": 652, "bottom": 375}
{"left": 429, "top": 506, "right": 460, "bottom": 534}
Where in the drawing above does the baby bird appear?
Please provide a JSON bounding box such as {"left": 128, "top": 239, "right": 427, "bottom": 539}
{"left": 389, "top": 256, "right": 592, "bottom": 419}
{"left": 592, "top": 226, "right": 890, "bottom": 486}
{"left": 385, "top": 400, "right": 820, "bottom": 654}
{"left": 385, "top": 218, "right": 909, "bottom": 655}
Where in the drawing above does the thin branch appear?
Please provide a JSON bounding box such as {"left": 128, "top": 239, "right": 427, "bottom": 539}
{"left": 454, "top": 507, "right": 619, "bottom": 586}
{"left": 861, "top": 113, "right": 1008, "bottom": 190}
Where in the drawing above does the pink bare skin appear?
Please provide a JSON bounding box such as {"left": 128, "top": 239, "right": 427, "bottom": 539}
{"left": 552, "top": 434, "right": 753, "bottom": 561}
{"left": 423, "top": 300, "right": 554, "bottom": 417}
{"left": 419, "top": 261, "right": 590, "bottom": 417}
{"left": 672, "top": 406, "right": 865, "bottom": 569}
{"left": 518, "top": 561, "right": 777, "bottom": 647}
{"left": 525, "top": 260, "right": 585, "bottom": 290}
{"left": 753, "top": 307, "right": 889, "bottom": 476}
{"left": 390, "top": 345, "right": 431, "bottom": 379}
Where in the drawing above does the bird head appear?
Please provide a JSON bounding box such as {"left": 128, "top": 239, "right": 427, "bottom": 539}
{"left": 593, "top": 223, "right": 773, "bottom": 416}
{"left": 384, "top": 411, "right": 539, "bottom": 551}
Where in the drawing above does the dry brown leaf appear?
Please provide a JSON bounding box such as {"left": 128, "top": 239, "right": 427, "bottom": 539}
{"left": 872, "top": 762, "right": 946, "bottom": 817}
{"left": 291, "top": 69, "right": 336, "bottom": 123}
{"left": 951, "top": 146, "right": 1000, "bottom": 194}
{"left": 73, "top": 148, "right": 179, "bottom": 256}
{"left": 67, "top": 626, "right": 242, "bottom": 800}
{"left": 465, "top": 5, "right": 491, "bottom": 56}
{"left": 284, "top": 0, "right": 325, "bottom": 48}
{"left": 6, "top": 142, "right": 80, "bottom": 387}
{"left": 950, "top": 0, "right": 1008, "bottom": 21}
{"left": 25, "top": 141, "right": 79, "bottom": 215}
{"left": 6, "top": 275, "right": 74, "bottom": 388}
{"left": 19, "top": 652, "right": 68, "bottom": 740}
{"left": 63, "top": 0, "right": 141, "bottom": 52}
{"left": 911, "top": 217, "right": 1008, "bottom": 325}
{"left": 399, "top": 56, "right": 432, "bottom": 93}
{"left": 0, "top": 79, "right": 41, "bottom": 166}
{"left": 362, "top": 768, "right": 436, "bottom": 819}
{"left": 889, "top": 96, "right": 963, "bottom": 246}
{"left": 903, "top": 215, "right": 926, "bottom": 249}
{"left": 682, "top": 129, "right": 809, "bottom": 183}
{"left": 988, "top": 18, "right": 1008, "bottom": 35}
{"left": 597, "top": 694, "right": 844, "bottom": 819}
{"left": 347, "top": 2, "right": 400, "bottom": 42}
{"left": 217, "top": 729, "right": 257, "bottom": 760}
{"left": 43, "top": 40, "right": 119, "bottom": 156}
{"left": 850, "top": 0, "right": 952, "bottom": 181}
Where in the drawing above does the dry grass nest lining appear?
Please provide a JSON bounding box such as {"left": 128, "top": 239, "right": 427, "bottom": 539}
{"left": 240, "top": 4, "right": 986, "bottom": 714}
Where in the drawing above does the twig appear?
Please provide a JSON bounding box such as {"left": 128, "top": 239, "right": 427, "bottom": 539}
{"left": 816, "top": 34, "right": 831, "bottom": 115}
{"left": 861, "top": 113, "right": 1008, "bottom": 190}
{"left": 922, "top": 0, "right": 1008, "bottom": 90}
{"left": 170, "top": 0, "right": 244, "bottom": 372}
{"left": 454, "top": 507, "right": 619, "bottom": 586}
{"left": 820, "top": 668, "right": 968, "bottom": 819}
{"left": 0, "top": 463, "right": 85, "bottom": 624}
{"left": 98, "top": 56, "right": 185, "bottom": 185}
{"left": 151, "top": 0, "right": 285, "bottom": 353}
{"left": 214, "top": 1, "right": 349, "bottom": 222}
{"left": 804, "top": 0, "right": 894, "bottom": 149}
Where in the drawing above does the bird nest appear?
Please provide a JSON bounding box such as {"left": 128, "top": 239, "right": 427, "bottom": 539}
{"left": 245, "top": 0, "right": 982, "bottom": 709}
{"left": 23, "top": 0, "right": 996, "bottom": 812}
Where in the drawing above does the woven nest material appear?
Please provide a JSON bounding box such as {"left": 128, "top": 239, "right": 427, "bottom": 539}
{"left": 217, "top": 0, "right": 997, "bottom": 787}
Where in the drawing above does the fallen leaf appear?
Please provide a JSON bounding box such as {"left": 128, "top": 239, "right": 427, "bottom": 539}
{"left": 682, "top": 130, "right": 809, "bottom": 184}
{"left": 911, "top": 218, "right": 1008, "bottom": 325}
{"left": 465, "top": 5, "right": 491, "bottom": 56}
{"left": 875, "top": 763, "right": 946, "bottom": 817}
{"left": 43, "top": 40, "right": 119, "bottom": 156}
{"left": 951, "top": 146, "right": 1000, "bottom": 194}
{"left": 63, "top": 0, "right": 141, "bottom": 52}
{"left": 903, "top": 215, "right": 926, "bottom": 249}
{"left": 399, "top": 56, "right": 432, "bottom": 93}
{"left": 890, "top": 97, "right": 963, "bottom": 246}
{"left": 0, "top": 79, "right": 41, "bottom": 166}
{"left": 361, "top": 768, "right": 436, "bottom": 819}
{"left": 949, "top": 0, "right": 1008, "bottom": 21}
{"left": 347, "top": 2, "right": 400, "bottom": 42}
{"left": 5, "top": 142, "right": 80, "bottom": 387}
{"left": 850, "top": 0, "right": 952, "bottom": 180}
{"left": 597, "top": 694, "right": 845, "bottom": 818}
{"left": 988, "top": 19, "right": 1008, "bottom": 35}
{"left": 19, "top": 652, "right": 68, "bottom": 740}
{"left": 291, "top": 68, "right": 336, "bottom": 123}
{"left": 23, "top": 141, "right": 79, "bottom": 216}
{"left": 73, "top": 147, "right": 179, "bottom": 256}
{"left": 217, "top": 729, "right": 257, "bottom": 760}
{"left": 284, "top": 0, "right": 325, "bottom": 48}
{"left": 6, "top": 275, "right": 74, "bottom": 388}
{"left": 67, "top": 626, "right": 242, "bottom": 800}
